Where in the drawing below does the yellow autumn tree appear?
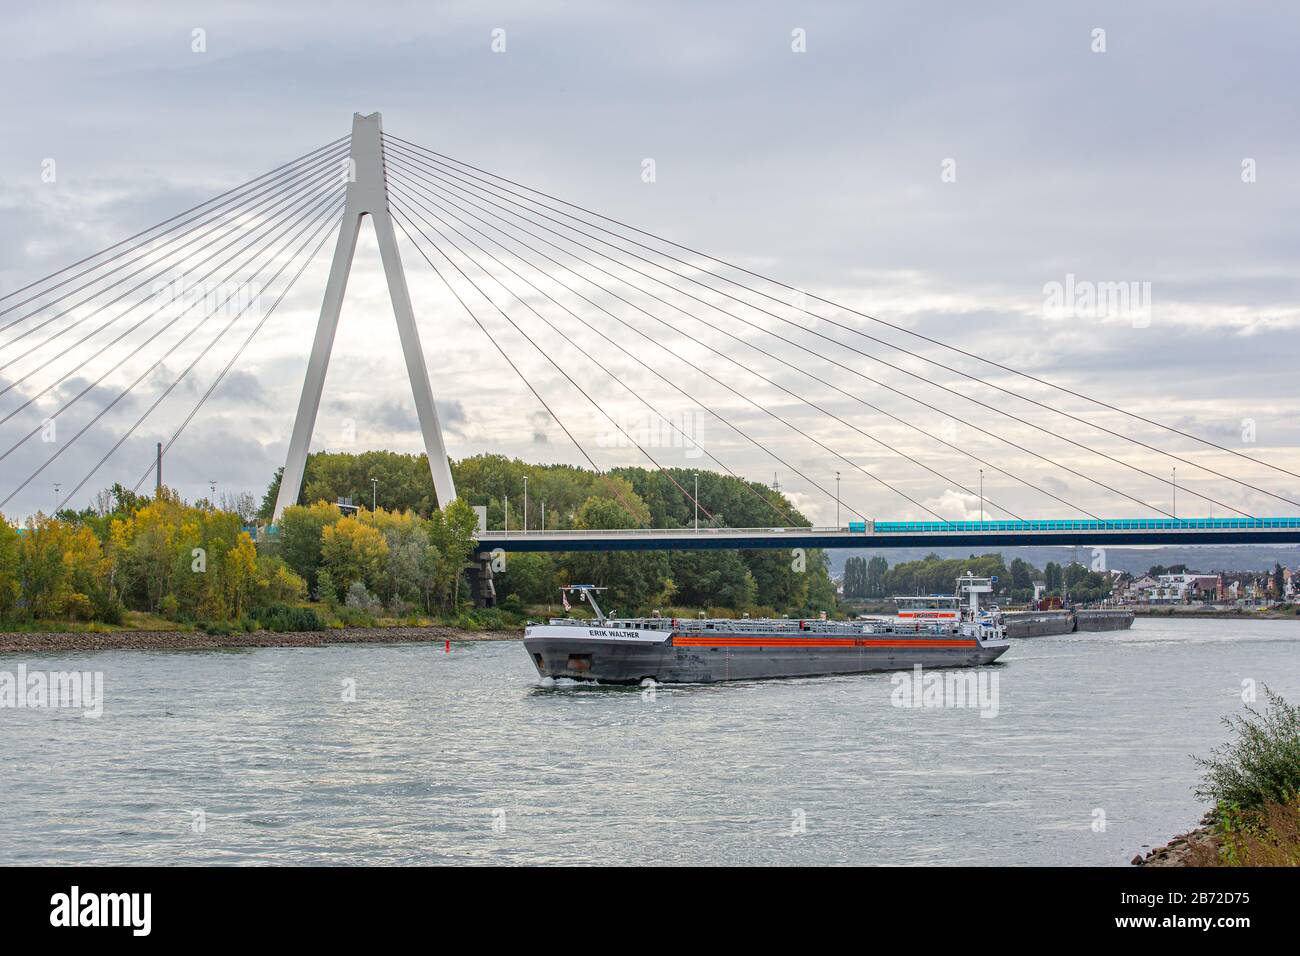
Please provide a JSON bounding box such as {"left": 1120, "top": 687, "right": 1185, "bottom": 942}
{"left": 320, "top": 515, "right": 389, "bottom": 595}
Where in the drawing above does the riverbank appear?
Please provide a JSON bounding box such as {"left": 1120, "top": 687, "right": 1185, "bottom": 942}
{"left": 1131, "top": 604, "right": 1299, "bottom": 619}
{"left": 1132, "top": 818, "right": 1218, "bottom": 866}
{"left": 0, "top": 626, "right": 521, "bottom": 654}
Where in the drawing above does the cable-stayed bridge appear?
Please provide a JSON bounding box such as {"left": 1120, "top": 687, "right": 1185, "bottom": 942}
{"left": 4, "top": 112, "right": 1300, "bottom": 553}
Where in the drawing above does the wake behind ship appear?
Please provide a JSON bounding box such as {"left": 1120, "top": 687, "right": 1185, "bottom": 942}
{"left": 524, "top": 580, "right": 1009, "bottom": 684}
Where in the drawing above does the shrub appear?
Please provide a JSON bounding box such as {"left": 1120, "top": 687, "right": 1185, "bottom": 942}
{"left": 92, "top": 591, "right": 125, "bottom": 625}
{"left": 314, "top": 568, "right": 338, "bottom": 606}
{"left": 159, "top": 593, "right": 180, "bottom": 620}
{"left": 333, "top": 604, "right": 377, "bottom": 628}
{"left": 387, "top": 596, "right": 415, "bottom": 618}
{"left": 344, "top": 581, "right": 382, "bottom": 615}
{"left": 63, "top": 592, "right": 95, "bottom": 622}
{"left": 202, "top": 621, "right": 233, "bottom": 637}
{"left": 1209, "top": 800, "right": 1300, "bottom": 867}
{"left": 257, "top": 602, "right": 324, "bottom": 633}
{"left": 1195, "top": 687, "right": 1300, "bottom": 812}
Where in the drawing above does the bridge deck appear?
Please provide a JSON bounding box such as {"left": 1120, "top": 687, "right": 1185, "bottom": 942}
{"left": 473, "top": 518, "right": 1300, "bottom": 552}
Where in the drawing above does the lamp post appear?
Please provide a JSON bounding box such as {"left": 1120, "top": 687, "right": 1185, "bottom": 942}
{"left": 979, "top": 469, "right": 984, "bottom": 524}
{"left": 503, "top": 494, "right": 508, "bottom": 533}
{"left": 693, "top": 473, "right": 699, "bottom": 531}
{"left": 541, "top": 499, "right": 546, "bottom": 532}
{"left": 836, "top": 470, "right": 841, "bottom": 527}
{"left": 1172, "top": 467, "right": 1177, "bottom": 519}
{"left": 369, "top": 477, "right": 378, "bottom": 522}
{"left": 523, "top": 476, "right": 528, "bottom": 534}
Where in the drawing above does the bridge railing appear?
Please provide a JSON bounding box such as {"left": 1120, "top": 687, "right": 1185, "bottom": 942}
{"left": 474, "top": 517, "right": 1300, "bottom": 538}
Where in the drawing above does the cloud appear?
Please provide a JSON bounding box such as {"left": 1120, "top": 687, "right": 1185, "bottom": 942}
{"left": 2, "top": 2, "right": 1298, "bottom": 522}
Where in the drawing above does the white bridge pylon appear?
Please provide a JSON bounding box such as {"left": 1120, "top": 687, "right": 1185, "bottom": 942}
{"left": 273, "top": 112, "right": 456, "bottom": 520}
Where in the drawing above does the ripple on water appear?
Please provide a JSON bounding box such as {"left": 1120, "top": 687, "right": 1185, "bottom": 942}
{"left": 1, "top": 617, "right": 1296, "bottom": 865}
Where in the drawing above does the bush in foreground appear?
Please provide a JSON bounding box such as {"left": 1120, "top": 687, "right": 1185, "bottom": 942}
{"left": 257, "top": 603, "right": 324, "bottom": 633}
{"left": 1195, "top": 687, "right": 1300, "bottom": 811}
{"left": 1187, "top": 687, "right": 1300, "bottom": 867}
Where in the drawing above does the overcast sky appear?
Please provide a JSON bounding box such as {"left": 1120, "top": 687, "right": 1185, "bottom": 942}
{"left": 2, "top": 1, "right": 1298, "bottom": 524}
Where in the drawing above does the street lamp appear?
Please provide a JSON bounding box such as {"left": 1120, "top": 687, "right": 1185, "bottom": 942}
{"left": 369, "top": 477, "right": 378, "bottom": 521}
{"left": 541, "top": 499, "right": 546, "bottom": 532}
{"left": 979, "top": 468, "right": 984, "bottom": 524}
{"left": 1172, "top": 467, "right": 1177, "bottom": 519}
{"left": 836, "top": 470, "right": 841, "bottom": 527}
{"left": 694, "top": 473, "right": 699, "bottom": 531}
{"left": 523, "top": 476, "right": 528, "bottom": 534}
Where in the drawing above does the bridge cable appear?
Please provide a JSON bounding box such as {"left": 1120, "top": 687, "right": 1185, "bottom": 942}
{"left": 385, "top": 187, "right": 798, "bottom": 527}
{"left": 385, "top": 144, "right": 1274, "bottom": 519}
{"left": 1, "top": 166, "right": 345, "bottom": 412}
{"left": 1, "top": 193, "right": 343, "bottom": 511}
{"left": 0, "top": 136, "right": 347, "bottom": 318}
{"left": 386, "top": 180, "right": 805, "bottom": 528}
{"left": 390, "top": 135, "right": 1300, "bottom": 494}
{"left": 386, "top": 159, "right": 1103, "bottom": 521}
{"left": 388, "top": 170, "right": 940, "bottom": 523}
{"left": 388, "top": 212, "right": 650, "bottom": 528}
{"left": 383, "top": 144, "right": 1211, "bottom": 516}
{"left": 390, "top": 184, "right": 909, "bottom": 522}
{"left": 0, "top": 144, "right": 348, "bottom": 355}
{"left": 387, "top": 161, "right": 1060, "bottom": 521}
{"left": 0, "top": 181, "right": 343, "bottom": 442}
{"left": 390, "top": 179, "right": 921, "bottom": 524}
{"left": 64, "top": 206, "right": 343, "bottom": 511}
{"left": 389, "top": 198, "right": 719, "bottom": 527}
{"left": 127, "top": 208, "right": 345, "bottom": 495}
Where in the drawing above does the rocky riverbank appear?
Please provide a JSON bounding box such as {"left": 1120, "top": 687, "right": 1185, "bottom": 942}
{"left": 1132, "top": 816, "right": 1218, "bottom": 866}
{"left": 0, "top": 626, "right": 521, "bottom": 654}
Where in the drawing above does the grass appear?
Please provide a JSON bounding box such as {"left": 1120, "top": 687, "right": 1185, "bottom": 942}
{"left": 0, "top": 609, "right": 194, "bottom": 634}
{"left": 1187, "top": 800, "right": 1300, "bottom": 867}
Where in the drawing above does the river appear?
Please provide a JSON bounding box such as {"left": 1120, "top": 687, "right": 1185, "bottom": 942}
{"left": 2, "top": 617, "right": 1297, "bottom": 865}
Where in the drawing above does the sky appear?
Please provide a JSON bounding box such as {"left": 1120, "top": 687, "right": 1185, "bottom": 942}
{"left": 2, "top": 1, "right": 1298, "bottom": 525}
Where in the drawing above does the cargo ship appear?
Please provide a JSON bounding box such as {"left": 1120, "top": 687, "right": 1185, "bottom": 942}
{"left": 524, "top": 579, "right": 1009, "bottom": 684}
{"left": 887, "top": 576, "right": 1133, "bottom": 638}
{"left": 1000, "top": 605, "right": 1134, "bottom": 637}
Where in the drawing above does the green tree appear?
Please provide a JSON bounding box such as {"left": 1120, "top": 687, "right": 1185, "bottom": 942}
{"left": 0, "top": 516, "right": 24, "bottom": 620}
{"left": 277, "top": 501, "right": 343, "bottom": 591}
{"left": 866, "top": 556, "right": 888, "bottom": 597}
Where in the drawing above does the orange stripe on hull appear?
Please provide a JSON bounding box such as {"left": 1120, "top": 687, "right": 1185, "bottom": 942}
{"left": 670, "top": 636, "right": 978, "bottom": 648}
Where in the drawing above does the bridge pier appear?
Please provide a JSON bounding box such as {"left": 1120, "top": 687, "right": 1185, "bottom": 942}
{"left": 466, "top": 552, "right": 497, "bottom": 608}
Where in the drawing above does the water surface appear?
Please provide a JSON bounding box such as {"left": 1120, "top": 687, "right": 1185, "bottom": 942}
{"left": 2, "top": 617, "right": 1296, "bottom": 865}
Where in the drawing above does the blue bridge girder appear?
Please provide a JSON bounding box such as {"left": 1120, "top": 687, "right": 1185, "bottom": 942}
{"left": 472, "top": 518, "right": 1300, "bottom": 554}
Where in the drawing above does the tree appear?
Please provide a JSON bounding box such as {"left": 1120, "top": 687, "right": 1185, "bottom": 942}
{"left": 842, "top": 556, "right": 866, "bottom": 598}
{"left": 497, "top": 552, "right": 558, "bottom": 605}
{"left": 424, "top": 499, "right": 481, "bottom": 613}
{"left": 277, "top": 501, "right": 343, "bottom": 591}
{"left": 320, "top": 516, "right": 389, "bottom": 594}
{"left": 0, "top": 516, "right": 23, "bottom": 620}
{"left": 669, "top": 550, "right": 757, "bottom": 609}
{"left": 866, "top": 556, "right": 888, "bottom": 597}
